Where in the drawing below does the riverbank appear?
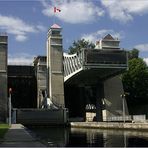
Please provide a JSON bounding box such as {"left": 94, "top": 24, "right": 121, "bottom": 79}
{"left": 70, "top": 122, "right": 148, "bottom": 131}
{"left": 0, "top": 124, "right": 45, "bottom": 147}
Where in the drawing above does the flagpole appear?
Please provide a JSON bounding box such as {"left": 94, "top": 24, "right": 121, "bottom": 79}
{"left": 53, "top": 7, "right": 56, "bottom": 24}
{"left": 53, "top": 13, "right": 55, "bottom": 24}
{"left": 53, "top": 6, "right": 61, "bottom": 24}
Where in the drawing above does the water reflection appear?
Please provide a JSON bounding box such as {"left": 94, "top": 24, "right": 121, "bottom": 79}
{"left": 68, "top": 129, "right": 104, "bottom": 147}
{"left": 30, "top": 127, "right": 69, "bottom": 147}
{"left": 30, "top": 126, "right": 148, "bottom": 147}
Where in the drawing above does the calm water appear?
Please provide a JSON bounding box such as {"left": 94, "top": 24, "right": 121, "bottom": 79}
{"left": 29, "top": 126, "right": 148, "bottom": 147}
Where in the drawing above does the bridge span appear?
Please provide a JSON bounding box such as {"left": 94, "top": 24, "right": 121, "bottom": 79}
{"left": 64, "top": 48, "right": 127, "bottom": 83}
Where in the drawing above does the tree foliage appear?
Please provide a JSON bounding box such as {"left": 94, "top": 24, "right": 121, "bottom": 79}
{"left": 68, "top": 39, "right": 95, "bottom": 54}
{"left": 128, "top": 48, "right": 139, "bottom": 59}
{"left": 122, "top": 49, "right": 148, "bottom": 105}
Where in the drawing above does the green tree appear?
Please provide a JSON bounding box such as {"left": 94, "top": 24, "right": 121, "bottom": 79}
{"left": 68, "top": 39, "right": 95, "bottom": 54}
{"left": 128, "top": 48, "right": 139, "bottom": 59}
{"left": 122, "top": 58, "right": 148, "bottom": 105}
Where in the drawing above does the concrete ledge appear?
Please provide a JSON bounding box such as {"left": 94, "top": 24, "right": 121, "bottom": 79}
{"left": 70, "top": 122, "right": 148, "bottom": 131}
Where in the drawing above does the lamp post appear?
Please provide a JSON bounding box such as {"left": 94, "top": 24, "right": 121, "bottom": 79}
{"left": 8, "top": 88, "right": 12, "bottom": 126}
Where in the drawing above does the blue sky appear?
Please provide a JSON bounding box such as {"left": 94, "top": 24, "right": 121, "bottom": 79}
{"left": 0, "top": 0, "right": 148, "bottom": 65}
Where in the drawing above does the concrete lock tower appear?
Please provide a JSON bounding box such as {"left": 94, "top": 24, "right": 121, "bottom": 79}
{"left": 0, "top": 34, "right": 8, "bottom": 122}
{"left": 46, "top": 24, "right": 65, "bottom": 108}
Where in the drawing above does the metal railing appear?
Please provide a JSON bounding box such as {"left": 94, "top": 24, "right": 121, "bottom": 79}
{"left": 63, "top": 51, "right": 83, "bottom": 81}
{"left": 106, "top": 115, "right": 146, "bottom": 122}
{"left": 106, "top": 115, "right": 132, "bottom": 122}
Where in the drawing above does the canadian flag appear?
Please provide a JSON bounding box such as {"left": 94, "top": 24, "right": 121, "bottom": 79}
{"left": 54, "top": 7, "right": 61, "bottom": 13}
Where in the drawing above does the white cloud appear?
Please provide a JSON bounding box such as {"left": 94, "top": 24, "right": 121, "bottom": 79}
{"left": 41, "top": 0, "right": 104, "bottom": 24}
{"left": 134, "top": 43, "right": 148, "bottom": 52}
{"left": 81, "top": 29, "right": 124, "bottom": 43}
{"left": 101, "top": 0, "right": 148, "bottom": 23}
{"left": 143, "top": 58, "right": 148, "bottom": 65}
{"left": 36, "top": 25, "right": 46, "bottom": 32}
{"left": 8, "top": 53, "right": 35, "bottom": 65}
{"left": 15, "top": 35, "right": 27, "bottom": 42}
{"left": 0, "top": 14, "right": 46, "bottom": 42}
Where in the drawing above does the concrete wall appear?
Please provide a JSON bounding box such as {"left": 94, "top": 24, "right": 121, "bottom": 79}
{"left": 16, "top": 109, "right": 68, "bottom": 125}
{"left": 102, "top": 41, "right": 119, "bottom": 49}
{"left": 34, "top": 56, "right": 47, "bottom": 108}
{"left": 47, "top": 26, "right": 65, "bottom": 107}
{"left": 71, "top": 122, "right": 148, "bottom": 130}
{"left": 0, "top": 73, "right": 7, "bottom": 122}
{"left": 103, "top": 75, "right": 129, "bottom": 121}
{"left": 51, "top": 74, "right": 64, "bottom": 106}
{"left": 0, "top": 35, "right": 7, "bottom": 122}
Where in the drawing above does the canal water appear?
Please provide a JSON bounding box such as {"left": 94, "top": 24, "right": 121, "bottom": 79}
{"left": 29, "top": 126, "right": 148, "bottom": 147}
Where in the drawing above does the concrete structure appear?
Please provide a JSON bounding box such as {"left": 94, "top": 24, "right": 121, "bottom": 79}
{"left": 103, "top": 76, "right": 129, "bottom": 121}
{"left": 0, "top": 34, "right": 8, "bottom": 122}
{"left": 16, "top": 108, "right": 68, "bottom": 125}
{"left": 95, "top": 34, "right": 120, "bottom": 50}
{"left": 46, "top": 24, "right": 65, "bottom": 108}
{"left": 33, "top": 56, "right": 47, "bottom": 108}
{"left": 64, "top": 47, "right": 128, "bottom": 121}
{"left": 36, "top": 26, "right": 128, "bottom": 122}
{"left": 0, "top": 25, "right": 128, "bottom": 124}
{"left": 70, "top": 122, "right": 148, "bottom": 130}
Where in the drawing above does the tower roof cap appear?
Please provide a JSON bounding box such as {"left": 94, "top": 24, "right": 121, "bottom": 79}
{"left": 103, "top": 34, "right": 115, "bottom": 40}
{"left": 51, "top": 24, "right": 61, "bottom": 29}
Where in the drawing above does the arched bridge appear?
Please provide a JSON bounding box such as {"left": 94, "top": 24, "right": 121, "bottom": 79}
{"left": 63, "top": 48, "right": 128, "bottom": 84}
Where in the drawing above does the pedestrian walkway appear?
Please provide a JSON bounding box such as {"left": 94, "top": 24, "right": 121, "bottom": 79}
{"left": 0, "top": 124, "right": 46, "bottom": 147}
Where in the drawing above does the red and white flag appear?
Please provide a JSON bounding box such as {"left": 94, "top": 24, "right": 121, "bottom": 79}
{"left": 54, "top": 7, "right": 61, "bottom": 13}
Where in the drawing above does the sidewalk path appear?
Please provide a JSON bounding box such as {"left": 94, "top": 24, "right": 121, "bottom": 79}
{"left": 0, "top": 124, "right": 46, "bottom": 147}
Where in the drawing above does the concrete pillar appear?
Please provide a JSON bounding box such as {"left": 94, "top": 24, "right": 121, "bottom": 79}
{"left": 103, "top": 75, "right": 129, "bottom": 120}
{"left": 78, "top": 86, "right": 85, "bottom": 119}
{"left": 96, "top": 83, "right": 103, "bottom": 122}
{"left": 0, "top": 34, "right": 8, "bottom": 122}
{"left": 46, "top": 24, "right": 65, "bottom": 107}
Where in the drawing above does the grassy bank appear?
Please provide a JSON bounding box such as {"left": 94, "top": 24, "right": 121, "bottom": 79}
{"left": 0, "top": 124, "right": 9, "bottom": 139}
